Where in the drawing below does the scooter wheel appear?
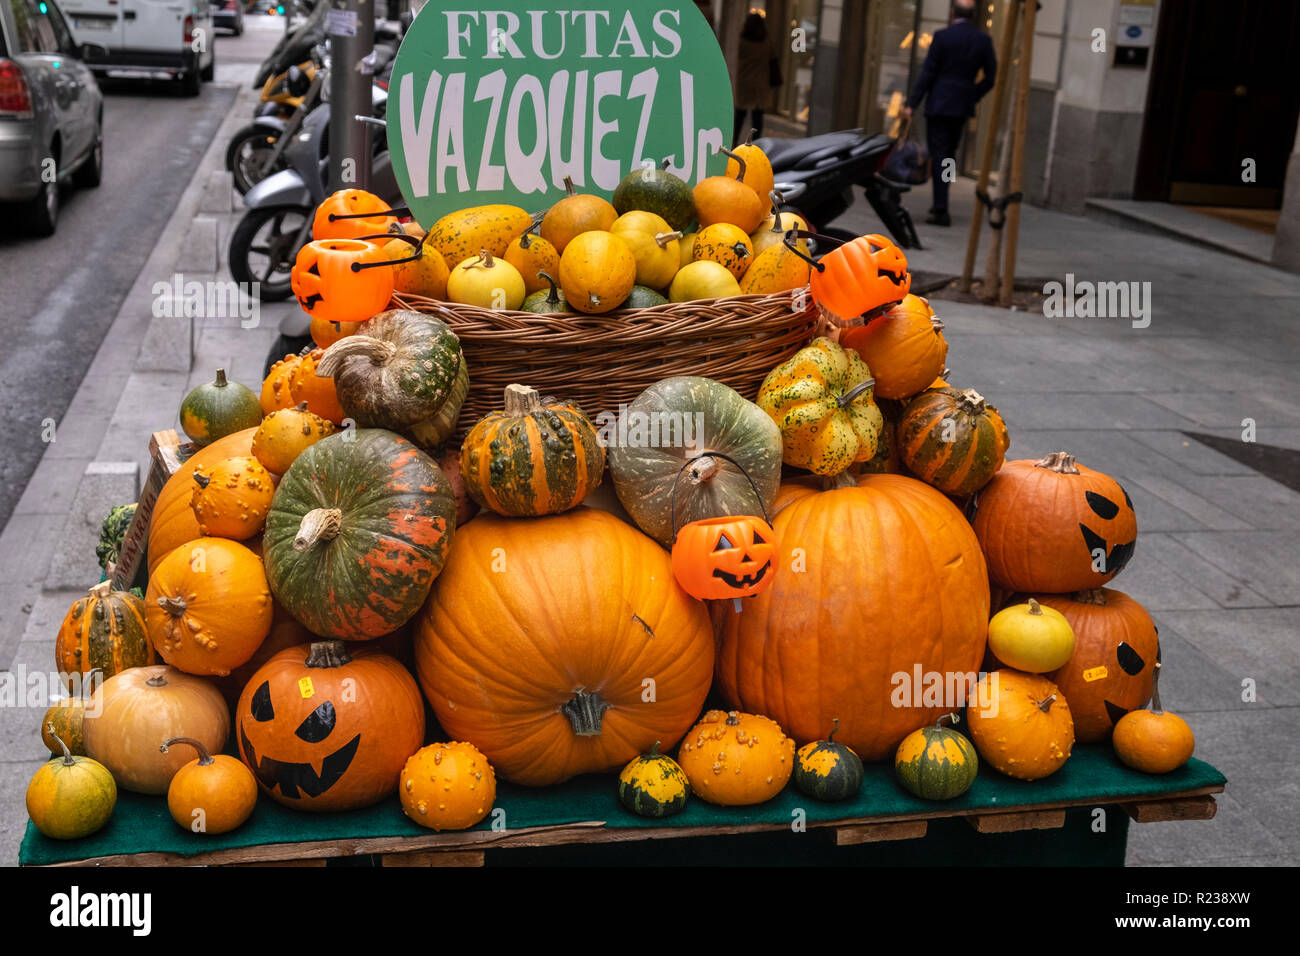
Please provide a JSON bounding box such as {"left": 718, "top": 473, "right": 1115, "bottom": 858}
{"left": 228, "top": 205, "right": 309, "bottom": 302}
{"left": 226, "top": 124, "right": 281, "bottom": 194}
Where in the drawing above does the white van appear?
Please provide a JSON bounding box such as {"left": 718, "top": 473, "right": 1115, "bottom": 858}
{"left": 59, "top": 0, "right": 214, "bottom": 95}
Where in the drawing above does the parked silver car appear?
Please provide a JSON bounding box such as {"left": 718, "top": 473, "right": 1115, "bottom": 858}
{"left": 0, "top": 0, "right": 104, "bottom": 235}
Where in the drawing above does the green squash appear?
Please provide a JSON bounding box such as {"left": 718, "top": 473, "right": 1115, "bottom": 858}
{"left": 793, "top": 719, "right": 864, "bottom": 802}
{"left": 620, "top": 285, "right": 669, "bottom": 310}
{"left": 96, "top": 503, "right": 137, "bottom": 572}
{"left": 178, "top": 369, "right": 263, "bottom": 446}
{"left": 263, "top": 429, "right": 457, "bottom": 640}
{"left": 314, "top": 310, "right": 464, "bottom": 450}
{"left": 520, "top": 271, "right": 569, "bottom": 314}
{"left": 894, "top": 715, "right": 979, "bottom": 800}
{"left": 612, "top": 163, "right": 697, "bottom": 233}
{"left": 618, "top": 742, "right": 690, "bottom": 818}
{"left": 606, "top": 376, "right": 783, "bottom": 546}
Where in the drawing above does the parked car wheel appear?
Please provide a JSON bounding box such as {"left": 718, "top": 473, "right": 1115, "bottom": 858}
{"left": 181, "top": 66, "right": 201, "bottom": 97}
{"left": 201, "top": 52, "right": 215, "bottom": 83}
{"left": 72, "top": 119, "right": 104, "bottom": 190}
{"left": 23, "top": 179, "right": 59, "bottom": 237}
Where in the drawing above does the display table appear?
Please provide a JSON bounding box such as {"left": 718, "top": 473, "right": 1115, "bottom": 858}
{"left": 21, "top": 746, "right": 1224, "bottom": 867}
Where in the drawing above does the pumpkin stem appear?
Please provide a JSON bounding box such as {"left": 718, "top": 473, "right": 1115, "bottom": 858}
{"left": 157, "top": 595, "right": 188, "bottom": 617}
{"left": 294, "top": 508, "right": 343, "bottom": 552}
{"left": 46, "top": 724, "right": 76, "bottom": 766}
{"left": 561, "top": 689, "right": 609, "bottom": 737}
{"left": 86, "top": 580, "right": 113, "bottom": 600}
{"left": 306, "top": 640, "right": 352, "bottom": 669}
{"left": 160, "top": 736, "right": 216, "bottom": 766}
{"left": 936, "top": 712, "right": 960, "bottom": 728}
{"left": 837, "top": 378, "right": 876, "bottom": 408}
{"left": 730, "top": 241, "right": 751, "bottom": 259}
{"left": 1035, "top": 693, "right": 1058, "bottom": 714}
{"left": 654, "top": 231, "right": 684, "bottom": 248}
{"left": 519, "top": 230, "right": 533, "bottom": 250}
{"left": 745, "top": 128, "right": 756, "bottom": 146}
{"left": 822, "top": 472, "right": 857, "bottom": 491}
{"left": 957, "top": 390, "right": 987, "bottom": 414}
{"left": 1035, "top": 451, "right": 1080, "bottom": 475}
{"left": 536, "top": 271, "right": 562, "bottom": 305}
{"left": 828, "top": 717, "right": 840, "bottom": 742}
{"left": 503, "top": 383, "right": 545, "bottom": 417}
{"left": 659, "top": 158, "right": 671, "bottom": 170}
{"left": 145, "top": 674, "right": 169, "bottom": 688}
{"left": 1027, "top": 597, "right": 1043, "bottom": 616}
{"left": 214, "top": 368, "right": 229, "bottom": 388}
{"left": 649, "top": 740, "right": 662, "bottom": 757}
{"left": 315, "top": 334, "right": 399, "bottom": 377}
{"left": 685, "top": 455, "right": 719, "bottom": 484}
{"left": 561, "top": 175, "right": 577, "bottom": 197}
{"left": 1149, "top": 661, "right": 1165, "bottom": 715}
{"left": 718, "top": 146, "right": 747, "bottom": 182}
{"left": 192, "top": 471, "right": 211, "bottom": 490}
{"left": 481, "top": 247, "right": 496, "bottom": 268}
{"left": 725, "top": 711, "right": 741, "bottom": 726}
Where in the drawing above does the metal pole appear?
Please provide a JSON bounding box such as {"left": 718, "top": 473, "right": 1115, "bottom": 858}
{"left": 998, "top": 0, "right": 1036, "bottom": 307}
{"left": 959, "top": 0, "right": 1020, "bottom": 293}
{"left": 328, "top": 0, "right": 375, "bottom": 192}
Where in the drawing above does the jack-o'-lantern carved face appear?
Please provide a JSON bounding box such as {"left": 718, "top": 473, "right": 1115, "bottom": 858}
{"left": 810, "top": 233, "right": 912, "bottom": 326}
{"left": 1037, "top": 588, "right": 1159, "bottom": 743}
{"left": 236, "top": 641, "right": 425, "bottom": 812}
{"left": 290, "top": 239, "right": 393, "bottom": 326}
{"left": 312, "top": 188, "right": 397, "bottom": 241}
{"left": 672, "top": 516, "right": 779, "bottom": 600}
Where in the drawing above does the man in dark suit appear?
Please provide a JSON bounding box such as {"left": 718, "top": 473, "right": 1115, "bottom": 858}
{"left": 903, "top": 0, "right": 997, "bottom": 225}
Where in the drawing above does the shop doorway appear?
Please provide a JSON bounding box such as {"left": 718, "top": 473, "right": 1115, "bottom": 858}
{"left": 1135, "top": 0, "right": 1300, "bottom": 208}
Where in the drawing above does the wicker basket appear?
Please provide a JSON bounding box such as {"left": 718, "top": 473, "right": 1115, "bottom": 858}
{"left": 391, "top": 291, "right": 820, "bottom": 439}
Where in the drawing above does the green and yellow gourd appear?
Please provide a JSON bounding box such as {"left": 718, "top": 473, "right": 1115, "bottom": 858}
{"left": 425, "top": 204, "right": 534, "bottom": 264}
{"left": 793, "top": 719, "right": 864, "bottom": 802}
{"left": 617, "top": 741, "right": 690, "bottom": 818}
{"left": 893, "top": 714, "right": 979, "bottom": 800}
{"left": 521, "top": 272, "right": 569, "bottom": 314}
{"left": 460, "top": 384, "right": 605, "bottom": 517}
{"left": 178, "top": 369, "right": 263, "bottom": 447}
{"left": 757, "top": 337, "right": 884, "bottom": 476}
{"left": 896, "top": 387, "right": 1010, "bottom": 496}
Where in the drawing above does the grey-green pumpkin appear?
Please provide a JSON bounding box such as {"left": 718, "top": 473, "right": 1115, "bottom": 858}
{"left": 606, "top": 376, "right": 783, "bottom": 546}
{"left": 793, "top": 720, "right": 864, "bottom": 802}
{"left": 893, "top": 716, "right": 979, "bottom": 800}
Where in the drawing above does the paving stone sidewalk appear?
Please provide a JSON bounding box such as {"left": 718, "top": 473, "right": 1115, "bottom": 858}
{"left": 1, "top": 159, "right": 1296, "bottom": 866}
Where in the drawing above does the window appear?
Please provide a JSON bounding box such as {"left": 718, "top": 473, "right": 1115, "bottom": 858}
{"left": 8, "top": 0, "right": 40, "bottom": 52}
{"left": 22, "top": 0, "right": 62, "bottom": 54}
{"left": 44, "top": 1, "right": 79, "bottom": 55}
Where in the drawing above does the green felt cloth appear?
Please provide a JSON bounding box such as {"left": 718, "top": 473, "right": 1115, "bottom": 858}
{"left": 19, "top": 745, "right": 1224, "bottom": 866}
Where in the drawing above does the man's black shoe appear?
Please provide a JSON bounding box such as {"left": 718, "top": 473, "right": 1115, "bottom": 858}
{"left": 926, "top": 211, "right": 951, "bottom": 226}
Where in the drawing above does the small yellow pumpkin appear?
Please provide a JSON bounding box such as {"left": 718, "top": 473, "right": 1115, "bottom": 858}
{"left": 383, "top": 237, "right": 450, "bottom": 299}
{"left": 399, "top": 741, "right": 497, "bottom": 831}
{"left": 541, "top": 176, "right": 617, "bottom": 253}
{"left": 161, "top": 736, "right": 258, "bottom": 834}
{"left": 27, "top": 728, "right": 117, "bottom": 840}
{"left": 668, "top": 260, "right": 741, "bottom": 302}
{"left": 1112, "top": 662, "right": 1195, "bottom": 774}
{"left": 251, "top": 401, "right": 336, "bottom": 475}
{"left": 503, "top": 229, "right": 561, "bottom": 295}
{"left": 676, "top": 709, "right": 794, "bottom": 806}
{"left": 738, "top": 240, "right": 812, "bottom": 295}
{"left": 609, "top": 212, "right": 681, "bottom": 289}
{"left": 988, "top": 598, "right": 1077, "bottom": 673}
{"left": 678, "top": 232, "right": 697, "bottom": 268}
{"left": 967, "top": 670, "right": 1075, "bottom": 781}
{"left": 446, "top": 249, "right": 527, "bottom": 310}
{"left": 750, "top": 211, "right": 810, "bottom": 257}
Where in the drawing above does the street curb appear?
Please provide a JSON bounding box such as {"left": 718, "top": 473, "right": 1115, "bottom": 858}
{"left": 0, "top": 76, "right": 261, "bottom": 663}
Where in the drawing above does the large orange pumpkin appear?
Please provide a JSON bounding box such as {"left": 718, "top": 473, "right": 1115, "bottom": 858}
{"left": 414, "top": 509, "right": 715, "bottom": 786}
{"left": 147, "top": 428, "right": 257, "bottom": 576}
{"left": 1036, "top": 588, "right": 1159, "bottom": 743}
{"left": 236, "top": 640, "right": 424, "bottom": 812}
{"left": 715, "top": 473, "right": 989, "bottom": 760}
{"left": 973, "top": 451, "right": 1137, "bottom": 593}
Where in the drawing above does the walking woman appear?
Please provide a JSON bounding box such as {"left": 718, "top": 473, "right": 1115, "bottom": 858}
{"left": 734, "top": 12, "right": 783, "bottom": 145}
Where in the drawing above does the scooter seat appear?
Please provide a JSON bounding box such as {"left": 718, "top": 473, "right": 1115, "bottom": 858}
{"left": 757, "top": 130, "right": 865, "bottom": 170}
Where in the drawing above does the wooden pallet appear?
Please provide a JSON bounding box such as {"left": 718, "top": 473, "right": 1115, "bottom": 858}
{"left": 38, "top": 784, "right": 1222, "bottom": 868}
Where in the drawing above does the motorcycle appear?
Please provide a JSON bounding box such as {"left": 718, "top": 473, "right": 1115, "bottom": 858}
{"left": 759, "top": 129, "right": 921, "bottom": 250}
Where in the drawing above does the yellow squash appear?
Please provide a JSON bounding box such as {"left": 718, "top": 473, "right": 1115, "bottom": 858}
{"left": 426, "top": 204, "right": 533, "bottom": 265}
{"left": 738, "top": 241, "right": 812, "bottom": 295}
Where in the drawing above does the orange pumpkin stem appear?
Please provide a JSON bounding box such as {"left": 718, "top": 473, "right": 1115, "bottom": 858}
{"left": 145, "top": 674, "right": 168, "bottom": 688}
{"left": 503, "top": 383, "right": 545, "bottom": 417}
{"left": 1074, "top": 589, "right": 1109, "bottom": 606}
{"left": 655, "top": 231, "right": 684, "bottom": 248}
{"left": 306, "top": 640, "right": 352, "bottom": 669}
{"left": 725, "top": 710, "right": 741, "bottom": 726}
{"left": 294, "top": 508, "right": 343, "bottom": 552}
{"left": 192, "top": 471, "right": 211, "bottom": 490}
{"left": 160, "top": 735, "right": 216, "bottom": 766}
{"left": 1035, "top": 451, "right": 1080, "bottom": 474}
{"left": 46, "top": 723, "right": 76, "bottom": 766}
{"left": 87, "top": 580, "right": 113, "bottom": 600}
{"left": 561, "top": 688, "right": 609, "bottom": 737}
{"left": 1035, "top": 693, "right": 1058, "bottom": 714}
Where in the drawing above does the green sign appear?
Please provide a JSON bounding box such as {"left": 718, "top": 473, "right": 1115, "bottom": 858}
{"left": 387, "top": 2, "right": 734, "bottom": 224}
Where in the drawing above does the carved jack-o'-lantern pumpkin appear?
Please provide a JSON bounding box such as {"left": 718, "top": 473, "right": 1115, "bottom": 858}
{"left": 235, "top": 640, "right": 424, "bottom": 812}
{"left": 801, "top": 232, "right": 911, "bottom": 326}
{"left": 290, "top": 239, "right": 393, "bottom": 326}
{"left": 311, "top": 188, "right": 397, "bottom": 241}
{"left": 973, "top": 451, "right": 1137, "bottom": 593}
